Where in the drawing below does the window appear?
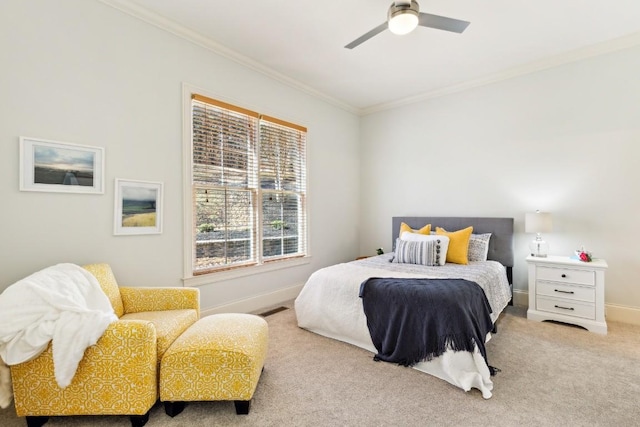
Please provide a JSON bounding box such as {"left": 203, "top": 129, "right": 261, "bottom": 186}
{"left": 189, "top": 94, "right": 307, "bottom": 276}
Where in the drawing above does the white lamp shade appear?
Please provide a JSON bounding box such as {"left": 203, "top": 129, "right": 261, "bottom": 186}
{"left": 388, "top": 12, "right": 419, "bottom": 35}
{"left": 525, "top": 212, "right": 552, "bottom": 233}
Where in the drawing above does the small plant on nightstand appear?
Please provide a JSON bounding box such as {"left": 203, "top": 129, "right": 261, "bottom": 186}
{"left": 576, "top": 246, "right": 592, "bottom": 262}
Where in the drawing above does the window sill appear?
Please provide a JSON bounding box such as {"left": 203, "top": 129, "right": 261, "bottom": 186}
{"left": 182, "top": 256, "right": 312, "bottom": 287}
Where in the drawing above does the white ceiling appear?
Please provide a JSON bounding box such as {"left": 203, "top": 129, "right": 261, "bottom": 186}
{"left": 106, "top": 0, "right": 640, "bottom": 114}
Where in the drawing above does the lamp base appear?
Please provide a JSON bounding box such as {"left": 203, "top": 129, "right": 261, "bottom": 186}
{"left": 529, "top": 238, "right": 549, "bottom": 258}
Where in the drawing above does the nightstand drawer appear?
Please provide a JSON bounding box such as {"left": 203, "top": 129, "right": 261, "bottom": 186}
{"left": 536, "top": 282, "right": 595, "bottom": 303}
{"left": 537, "top": 296, "right": 595, "bottom": 320}
{"left": 536, "top": 266, "right": 595, "bottom": 286}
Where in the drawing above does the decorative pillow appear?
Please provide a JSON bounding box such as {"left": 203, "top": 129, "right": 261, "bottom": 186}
{"left": 392, "top": 237, "right": 447, "bottom": 266}
{"left": 468, "top": 233, "right": 492, "bottom": 262}
{"left": 400, "top": 232, "right": 449, "bottom": 266}
{"left": 399, "top": 222, "right": 431, "bottom": 236}
{"left": 435, "top": 226, "right": 473, "bottom": 265}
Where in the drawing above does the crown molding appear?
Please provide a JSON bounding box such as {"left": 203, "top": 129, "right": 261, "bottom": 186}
{"left": 362, "top": 31, "right": 640, "bottom": 115}
{"left": 98, "top": 0, "right": 359, "bottom": 115}
{"left": 99, "top": 0, "right": 640, "bottom": 117}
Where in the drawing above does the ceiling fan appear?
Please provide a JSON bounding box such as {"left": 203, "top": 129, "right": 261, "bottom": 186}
{"left": 345, "top": 0, "right": 470, "bottom": 49}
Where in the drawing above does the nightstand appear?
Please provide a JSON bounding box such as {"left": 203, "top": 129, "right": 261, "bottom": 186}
{"left": 526, "top": 255, "right": 607, "bottom": 334}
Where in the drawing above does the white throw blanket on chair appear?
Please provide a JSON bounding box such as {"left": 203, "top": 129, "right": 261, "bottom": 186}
{"left": 0, "top": 359, "right": 10, "bottom": 409}
{"left": 0, "top": 263, "right": 117, "bottom": 397}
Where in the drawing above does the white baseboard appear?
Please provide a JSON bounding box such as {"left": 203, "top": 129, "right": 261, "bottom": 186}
{"left": 511, "top": 289, "right": 640, "bottom": 326}
{"left": 200, "top": 283, "right": 304, "bottom": 318}
{"left": 605, "top": 303, "right": 640, "bottom": 326}
{"left": 512, "top": 289, "right": 529, "bottom": 307}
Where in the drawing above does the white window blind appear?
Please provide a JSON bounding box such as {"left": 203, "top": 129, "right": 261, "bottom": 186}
{"left": 260, "top": 117, "right": 307, "bottom": 260}
{"left": 191, "top": 94, "right": 307, "bottom": 275}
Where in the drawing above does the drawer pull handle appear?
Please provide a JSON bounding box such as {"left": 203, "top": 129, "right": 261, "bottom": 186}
{"left": 554, "top": 305, "right": 575, "bottom": 311}
{"left": 561, "top": 274, "right": 567, "bottom": 278}
{"left": 554, "top": 289, "right": 575, "bottom": 294}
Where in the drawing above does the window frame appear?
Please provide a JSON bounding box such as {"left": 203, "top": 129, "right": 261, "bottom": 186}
{"left": 182, "top": 85, "right": 310, "bottom": 285}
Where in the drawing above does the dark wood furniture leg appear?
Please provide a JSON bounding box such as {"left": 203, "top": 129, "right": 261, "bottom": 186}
{"left": 507, "top": 267, "right": 514, "bottom": 306}
{"left": 25, "top": 416, "right": 49, "bottom": 427}
{"left": 234, "top": 400, "right": 251, "bottom": 415}
{"left": 130, "top": 412, "right": 150, "bottom": 427}
{"left": 164, "top": 401, "right": 187, "bottom": 417}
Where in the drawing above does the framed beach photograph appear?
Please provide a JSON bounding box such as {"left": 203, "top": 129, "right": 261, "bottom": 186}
{"left": 114, "top": 179, "right": 163, "bottom": 235}
{"left": 19, "top": 137, "right": 104, "bottom": 194}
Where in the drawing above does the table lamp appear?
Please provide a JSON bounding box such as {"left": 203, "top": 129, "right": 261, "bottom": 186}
{"left": 525, "top": 211, "right": 552, "bottom": 257}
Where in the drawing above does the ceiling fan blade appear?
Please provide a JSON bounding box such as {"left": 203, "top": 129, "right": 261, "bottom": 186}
{"left": 418, "top": 13, "right": 470, "bottom": 33}
{"left": 344, "top": 22, "right": 388, "bottom": 49}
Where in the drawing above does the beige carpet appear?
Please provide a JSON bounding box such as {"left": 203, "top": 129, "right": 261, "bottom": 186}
{"left": 2, "top": 305, "right": 639, "bottom": 426}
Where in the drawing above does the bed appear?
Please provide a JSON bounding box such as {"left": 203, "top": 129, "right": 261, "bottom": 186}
{"left": 295, "top": 216, "right": 513, "bottom": 399}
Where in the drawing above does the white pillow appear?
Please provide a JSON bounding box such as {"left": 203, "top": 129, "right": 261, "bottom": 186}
{"left": 468, "top": 233, "right": 491, "bottom": 262}
{"left": 396, "top": 233, "right": 450, "bottom": 266}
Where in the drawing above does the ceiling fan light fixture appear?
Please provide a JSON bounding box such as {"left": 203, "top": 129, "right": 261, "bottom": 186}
{"left": 388, "top": 13, "right": 418, "bottom": 35}
{"left": 344, "top": 0, "right": 468, "bottom": 49}
{"left": 388, "top": 1, "right": 419, "bottom": 35}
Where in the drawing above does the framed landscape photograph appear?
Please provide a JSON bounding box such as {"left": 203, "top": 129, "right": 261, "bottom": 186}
{"left": 114, "top": 179, "right": 163, "bottom": 235}
{"left": 19, "top": 137, "right": 104, "bottom": 193}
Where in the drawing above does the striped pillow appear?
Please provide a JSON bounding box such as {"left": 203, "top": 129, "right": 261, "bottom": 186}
{"left": 399, "top": 232, "right": 449, "bottom": 266}
{"left": 392, "top": 237, "right": 446, "bottom": 266}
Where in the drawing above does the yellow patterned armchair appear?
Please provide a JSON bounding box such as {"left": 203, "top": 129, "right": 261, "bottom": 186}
{"left": 10, "top": 264, "right": 200, "bottom": 427}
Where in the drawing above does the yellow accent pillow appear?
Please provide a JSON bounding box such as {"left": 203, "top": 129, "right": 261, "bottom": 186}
{"left": 435, "top": 226, "right": 473, "bottom": 265}
{"left": 400, "top": 222, "right": 431, "bottom": 236}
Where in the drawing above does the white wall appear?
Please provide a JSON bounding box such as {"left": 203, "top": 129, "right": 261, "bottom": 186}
{"left": 0, "top": 0, "right": 361, "bottom": 313}
{"left": 2, "top": 0, "right": 638, "bottom": 324}
{"left": 360, "top": 46, "right": 640, "bottom": 323}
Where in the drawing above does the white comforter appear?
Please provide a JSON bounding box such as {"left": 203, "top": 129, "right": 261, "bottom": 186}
{"left": 295, "top": 254, "right": 511, "bottom": 399}
{"left": 0, "top": 263, "right": 117, "bottom": 389}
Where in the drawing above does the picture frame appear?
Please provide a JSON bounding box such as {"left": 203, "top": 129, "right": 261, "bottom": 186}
{"left": 19, "top": 137, "right": 105, "bottom": 194}
{"left": 114, "top": 179, "right": 163, "bottom": 235}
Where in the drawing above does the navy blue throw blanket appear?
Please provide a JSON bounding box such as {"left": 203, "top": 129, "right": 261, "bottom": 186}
{"left": 359, "top": 277, "right": 494, "bottom": 367}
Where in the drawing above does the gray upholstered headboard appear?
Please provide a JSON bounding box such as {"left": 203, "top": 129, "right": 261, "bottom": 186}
{"left": 392, "top": 216, "right": 514, "bottom": 268}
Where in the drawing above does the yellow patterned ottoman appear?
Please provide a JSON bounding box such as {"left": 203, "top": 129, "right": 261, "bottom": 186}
{"left": 159, "top": 313, "right": 268, "bottom": 416}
